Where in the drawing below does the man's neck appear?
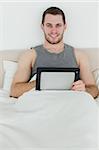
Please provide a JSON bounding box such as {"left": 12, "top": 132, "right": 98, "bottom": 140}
{"left": 43, "top": 41, "right": 65, "bottom": 53}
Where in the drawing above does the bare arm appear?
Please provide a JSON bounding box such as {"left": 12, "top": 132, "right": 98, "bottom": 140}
{"left": 72, "top": 49, "right": 99, "bottom": 99}
{"left": 10, "top": 49, "right": 36, "bottom": 98}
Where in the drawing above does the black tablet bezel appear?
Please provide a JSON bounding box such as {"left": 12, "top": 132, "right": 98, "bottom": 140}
{"left": 36, "top": 67, "right": 80, "bottom": 90}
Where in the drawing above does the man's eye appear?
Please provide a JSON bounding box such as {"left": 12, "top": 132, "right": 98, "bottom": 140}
{"left": 46, "top": 24, "right": 52, "bottom": 28}
{"left": 56, "top": 24, "right": 62, "bottom": 27}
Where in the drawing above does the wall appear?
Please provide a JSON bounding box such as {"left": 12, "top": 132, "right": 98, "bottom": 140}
{"left": 0, "top": 1, "right": 98, "bottom": 50}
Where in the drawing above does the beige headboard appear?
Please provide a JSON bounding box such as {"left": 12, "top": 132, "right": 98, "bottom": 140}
{"left": 0, "top": 48, "right": 99, "bottom": 88}
{"left": 0, "top": 49, "right": 27, "bottom": 87}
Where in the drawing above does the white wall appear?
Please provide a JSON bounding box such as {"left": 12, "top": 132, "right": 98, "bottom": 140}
{"left": 0, "top": 1, "right": 99, "bottom": 50}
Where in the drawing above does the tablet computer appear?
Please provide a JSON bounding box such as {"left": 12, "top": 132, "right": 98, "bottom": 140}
{"left": 36, "top": 67, "right": 80, "bottom": 90}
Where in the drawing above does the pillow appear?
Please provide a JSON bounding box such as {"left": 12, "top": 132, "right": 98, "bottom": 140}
{"left": 3, "top": 60, "right": 36, "bottom": 93}
{"left": 0, "top": 60, "right": 4, "bottom": 88}
{"left": 3, "top": 60, "right": 18, "bottom": 92}
{"left": 92, "top": 69, "right": 99, "bottom": 89}
{"left": 29, "top": 74, "right": 36, "bottom": 81}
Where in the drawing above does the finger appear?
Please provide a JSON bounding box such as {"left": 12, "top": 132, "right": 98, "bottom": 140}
{"left": 71, "top": 85, "right": 85, "bottom": 91}
{"left": 72, "top": 80, "right": 84, "bottom": 86}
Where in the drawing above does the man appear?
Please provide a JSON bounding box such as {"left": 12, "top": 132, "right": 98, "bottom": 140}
{"left": 10, "top": 7, "right": 98, "bottom": 98}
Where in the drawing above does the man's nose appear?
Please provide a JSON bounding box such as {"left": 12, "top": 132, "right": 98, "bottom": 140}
{"left": 51, "top": 27, "right": 57, "bottom": 34}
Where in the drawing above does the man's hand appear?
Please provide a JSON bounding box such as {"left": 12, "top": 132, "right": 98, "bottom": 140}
{"left": 71, "top": 80, "right": 86, "bottom": 91}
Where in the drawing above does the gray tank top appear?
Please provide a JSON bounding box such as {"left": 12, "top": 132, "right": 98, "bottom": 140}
{"left": 31, "top": 44, "right": 78, "bottom": 77}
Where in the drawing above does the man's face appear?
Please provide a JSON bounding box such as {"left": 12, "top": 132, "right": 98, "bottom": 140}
{"left": 41, "top": 14, "right": 66, "bottom": 44}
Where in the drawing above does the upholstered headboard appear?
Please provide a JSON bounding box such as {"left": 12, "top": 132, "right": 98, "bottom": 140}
{"left": 0, "top": 49, "right": 26, "bottom": 87}
{"left": 0, "top": 48, "right": 99, "bottom": 88}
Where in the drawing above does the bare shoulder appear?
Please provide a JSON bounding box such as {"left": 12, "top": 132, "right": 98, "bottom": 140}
{"left": 74, "top": 48, "right": 89, "bottom": 66}
{"left": 19, "top": 48, "right": 37, "bottom": 66}
{"left": 19, "top": 48, "right": 36, "bottom": 60}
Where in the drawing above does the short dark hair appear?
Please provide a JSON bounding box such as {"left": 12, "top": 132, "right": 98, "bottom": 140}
{"left": 42, "top": 7, "right": 66, "bottom": 25}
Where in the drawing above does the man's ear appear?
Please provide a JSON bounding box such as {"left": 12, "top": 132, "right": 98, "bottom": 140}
{"left": 41, "top": 24, "right": 44, "bottom": 30}
{"left": 64, "top": 23, "right": 67, "bottom": 30}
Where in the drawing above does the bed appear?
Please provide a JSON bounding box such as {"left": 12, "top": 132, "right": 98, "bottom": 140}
{"left": 0, "top": 48, "right": 99, "bottom": 150}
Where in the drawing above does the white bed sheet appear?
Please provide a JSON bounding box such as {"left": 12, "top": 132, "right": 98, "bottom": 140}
{"left": 0, "top": 89, "right": 99, "bottom": 149}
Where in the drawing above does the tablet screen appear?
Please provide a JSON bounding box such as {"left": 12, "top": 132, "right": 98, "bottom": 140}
{"left": 36, "top": 67, "right": 80, "bottom": 90}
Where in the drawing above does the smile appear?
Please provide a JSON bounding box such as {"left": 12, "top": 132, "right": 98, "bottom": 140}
{"left": 49, "top": 34, "right": 59, "bottom": 38}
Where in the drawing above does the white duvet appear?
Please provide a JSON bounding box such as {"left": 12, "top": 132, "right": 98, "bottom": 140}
{"left": 0, "top": 89, "right": 99, "bottom": 150}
